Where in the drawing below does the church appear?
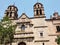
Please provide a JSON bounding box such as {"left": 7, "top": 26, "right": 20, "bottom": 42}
{"left": 4, "top": 1, "right": 60, "bottom": 45}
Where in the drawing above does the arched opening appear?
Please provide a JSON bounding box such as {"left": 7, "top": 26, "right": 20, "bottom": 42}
{"left": 21, "top": 25, "right": 25, "bottom": 31}
{"left": 42, "top": 43, "right": 44, "bottom": 45}
{"left": 40, "top": 9, "right": 42, "bottom": 15}
{"left": 38, "top": 5, "right": 39, "bottom": 8}
{"left": 40, "top": 32, "right": 43, "bottom": 37}
{"left": 36, "top": 10, "right": 39, "bottom": 15}
{"left": 10, "top": 7, "right": 11, "bottom": 10}
{"left": 6, "top": 12, "right": 9, "bottom": 16}
{"left": 10, "top": 12, "right": 12, "bottom": 17}
{"left": 18, "top": 42, "right": 26, "bottom": 45}
{"left": 36, "top": 9, "right": 42, "bottom": 15}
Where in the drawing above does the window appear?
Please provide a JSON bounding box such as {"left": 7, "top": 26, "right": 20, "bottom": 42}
{"left": 38, "top": 5, "right": 39, "bottom": 8}
{"left": 42, "top": 43, "right": 44, "bottom": 45}
{"left": 56, "top": 26, "right": 60, "bottom": 32}
{"left": 18, "top": 42, "right": 26, "bottom": 45}
{"left": 10, "top": 12, "right": 12, "bottom": 17}
{"left": 21, "top": 25, "right": 25, "bottom": 31}
{"left": 10, "top": 7, "right": 11, "bottom": 10}
{"left": 6, "top": 12, "right": 9, "bottom": 17}
{"left": 7, "top": 12, "right": 9, "bottom": 16}
{"left": 36, "top": 10, "right": 39, "bottom": 15}
{"left": 40, "top": 32, "right": 43, "bottom": 37}
{"left": 53, "top": 17, "right": 56, "bottom": 19}
{"left": 40, "top": 9, "right": 42, "bottom": 15}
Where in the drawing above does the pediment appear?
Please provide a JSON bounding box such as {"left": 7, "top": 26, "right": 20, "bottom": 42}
{"left": 17, "top": 13, "right": 31, "bottom": 23}
{"left": 19, "top": 13, "right": 29, "bottom": 19}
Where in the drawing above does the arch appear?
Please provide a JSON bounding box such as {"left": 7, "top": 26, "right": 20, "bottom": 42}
{"left": 42, "top": 43, "right": 44, "bottom": 45}
{"left": 40, "top": 9, "right": 42, "bottom": 15}
{"left": 36, "top": 9, "right": 39, "bottom": 15}
{"left": 34, "top": 2, "right": 43, "bottom": 7}
{"left": 38, "top": 4, "right": 39, "bottom": 8}
{"left": 7, "top": 12, "right": 9, "bottom": 16}
{"left": 10, "top": 12, "right": 12, "bottom": 17}
{"left": 21, "top": 25, "right": 25, "bottom": 30}
{"left": 18, "top": 42, "right": 26, "bottom": 45}
{"left": 36, "top": 9, "right": 42, "bottom": 15}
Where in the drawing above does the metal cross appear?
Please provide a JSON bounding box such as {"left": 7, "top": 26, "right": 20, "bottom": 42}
{"left": 13, "top": 3, "right": 15, "bottom": 5}
{"left": 37, "top": 0, "right": 39, "bottom": 2}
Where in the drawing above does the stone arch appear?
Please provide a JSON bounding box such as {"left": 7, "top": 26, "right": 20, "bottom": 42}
{"left": 18, "top": 42, "right": 26, "bottom": 45}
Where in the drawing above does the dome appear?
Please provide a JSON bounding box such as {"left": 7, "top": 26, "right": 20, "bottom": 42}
{"left": 34, "top": 2, "right": 43, "bottom": 8}
{"left": 8, "top": 5, "right": 18, "bottom": 11}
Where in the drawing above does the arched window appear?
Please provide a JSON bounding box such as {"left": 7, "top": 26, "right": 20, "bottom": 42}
{"left": 56, "top": 26, "right": 60, "bottom": 32}
{"left": 36, "top": 10, "right": 39, "bottom": 15}
{"left": 18, "top": 42, "right": 26, "bottom": 45}
{"left": 7, "top": 12, "right": 9, "bottom": 16}
{"left": 38, "top": 5, "right": 39, "bottom": 8}
{"left": 10, "top": 12, "right": 12, "bottom": 17}
{"left": 42, "top": 43, "right": 44, "bottom": 45}
{"left": 10, "top": 7, "right": 11, "bottom": 10}
{"left": 40, "top": 9, "right": 42, "bottom": 15}
{"left": 21, "top": 25, "right": 25, "bottom": 31}
{"left": 40, "top": 32, "right": 43, "bottom": 36}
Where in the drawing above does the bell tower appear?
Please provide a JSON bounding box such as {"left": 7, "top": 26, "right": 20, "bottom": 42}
{"left": 4, "top": 5, "right": 18, "bottom": 19}
{"left": 34, "top": 2, "right": 45, "bottom": 17}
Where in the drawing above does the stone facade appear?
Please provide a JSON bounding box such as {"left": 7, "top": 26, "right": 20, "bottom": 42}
{"left": 4, "top": 2, "right": 60, "bottom": 45}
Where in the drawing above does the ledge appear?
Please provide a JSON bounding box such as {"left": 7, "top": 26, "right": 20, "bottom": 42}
{"left": 34, "top": 26, "right": 48, "bottom": 28}
{"left": 45, "top": 19, "right": 60, "bottom": 21}
{"left": 35, "top": 40, "right": 49, "bottom": 42}
{"left": 49, "top": 33, "right": 60, "bottom": 36}
{"left": 29, "top": 16, "right": 46, "bottom": 19}
{"left": 15, "top": 31, "right": 33, "bottom": 35}
{"left": 14, "top": 36, "right": 34, "bottom": 39}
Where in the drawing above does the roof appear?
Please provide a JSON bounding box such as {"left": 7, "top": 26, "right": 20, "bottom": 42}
{"left": 19, "top": 13, "right": 29, "bottom": 19}
{"left": 34, "top": 2, "right": 43, "bottom": 7}
{"left": 8, "top": 5, "right": 18, "bottom": 11}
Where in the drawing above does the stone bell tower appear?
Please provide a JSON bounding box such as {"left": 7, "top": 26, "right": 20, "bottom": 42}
{"left": 34, "top": 2, "right": 45, "bottom": 17}
{"left": 4, "top": 5, "right": 18, "bottom": 19}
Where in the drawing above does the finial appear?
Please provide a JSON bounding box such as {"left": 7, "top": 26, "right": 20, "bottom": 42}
{"left": 37, "top": 0, "right": 38, "bottom": 2}
{"left": 54, "top": 10, "right": 56, "bottom": 12}
{"left": 54, "top": 10, "right": 58, "bottom": 13}
{"left": 13, "top": 2, "right": 15, "bottom": 6}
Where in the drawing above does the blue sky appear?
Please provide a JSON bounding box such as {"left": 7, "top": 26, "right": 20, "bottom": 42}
{"left": 0, "top": 0, "right": 60, "bottom": 19}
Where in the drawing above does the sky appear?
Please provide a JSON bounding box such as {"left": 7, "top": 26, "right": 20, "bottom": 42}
{"left": 0, "top": 0, "right": 60, "bottom": 19}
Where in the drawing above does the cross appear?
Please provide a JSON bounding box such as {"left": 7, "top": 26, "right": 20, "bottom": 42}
{"left": 13, "top": 3, "right": 15, "bottom": 6}
{"left": 37, "top": 0, "right": 38, "bottom": 2}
